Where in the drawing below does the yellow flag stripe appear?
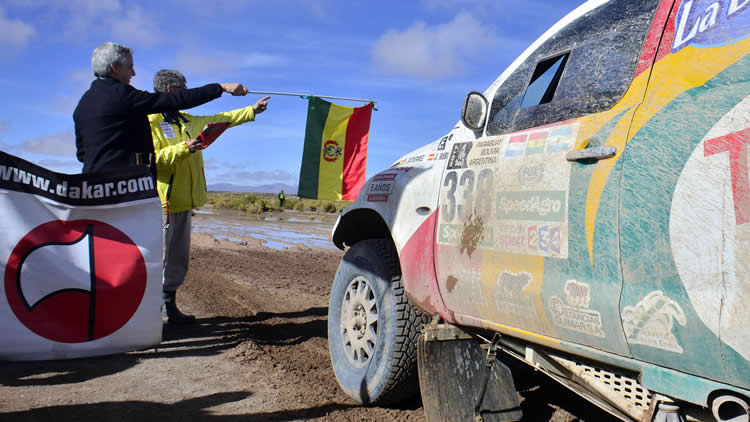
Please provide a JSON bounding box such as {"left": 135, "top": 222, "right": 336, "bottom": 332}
{"left": 317, "top": 104, "right": 355, "bottom": 200}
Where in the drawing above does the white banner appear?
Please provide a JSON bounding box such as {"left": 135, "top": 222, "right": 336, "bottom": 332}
{"left": 0, "top": 152, "right": 163, "bottom": 360}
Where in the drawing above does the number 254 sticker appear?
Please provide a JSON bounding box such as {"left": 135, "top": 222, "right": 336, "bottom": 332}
{"left": 528, "top": 225, "right": 561, "bottom": 254}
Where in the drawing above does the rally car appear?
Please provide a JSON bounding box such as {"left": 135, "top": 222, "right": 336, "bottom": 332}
{"left": 327, "top": 0, "right": 750, "bottom": 420}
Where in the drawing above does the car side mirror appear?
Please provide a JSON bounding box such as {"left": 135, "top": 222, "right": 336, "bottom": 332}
{"left": 461, "top": 91, "right": 488, "bottom": 131}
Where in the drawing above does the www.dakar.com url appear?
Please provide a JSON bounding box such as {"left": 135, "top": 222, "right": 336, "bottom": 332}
{"left": 0, "top": 165, "right": 154, "bottom": 199}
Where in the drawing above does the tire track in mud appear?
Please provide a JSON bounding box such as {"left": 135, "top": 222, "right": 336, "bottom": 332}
{"left": 179, "top": 236, "right": 617, "bottom": 421}
{"left": 179, "top": 239, "right": 425, "bottom": 421}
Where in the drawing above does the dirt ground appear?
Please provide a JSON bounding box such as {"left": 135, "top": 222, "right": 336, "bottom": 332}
{"left": 0, "top": 211, "right": 619, "bottom": 421}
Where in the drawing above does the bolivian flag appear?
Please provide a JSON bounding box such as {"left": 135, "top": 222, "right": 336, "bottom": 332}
{"left": 298, "top": 97, "right": 373, "bottom": 200}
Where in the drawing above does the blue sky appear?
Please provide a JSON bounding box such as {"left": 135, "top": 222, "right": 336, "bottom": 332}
{"left": 0, "top": 0, "right": 583, "bottom": 191}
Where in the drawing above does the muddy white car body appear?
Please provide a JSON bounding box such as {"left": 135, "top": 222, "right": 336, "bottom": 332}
{"left": 329, "top": 0, "right": 750, "bottom": 420}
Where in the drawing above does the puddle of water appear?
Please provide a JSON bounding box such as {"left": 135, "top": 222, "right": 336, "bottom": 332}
{"left": 192, "top": 215, "right": 336, "bottom": 250}
{"left": 286, "top": 217, "right": 322, "bottom": 223}
{"left": 214, "top": 234, "right": 245, "bottom": 243}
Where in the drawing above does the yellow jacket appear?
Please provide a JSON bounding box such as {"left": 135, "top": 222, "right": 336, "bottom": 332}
{"left": 148, "top": 106, "right": 255, "bottom": 214}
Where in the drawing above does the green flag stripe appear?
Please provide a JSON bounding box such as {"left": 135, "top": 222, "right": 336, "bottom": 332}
{"left": 298, "top": 97, "right": 331, "bottom": 198}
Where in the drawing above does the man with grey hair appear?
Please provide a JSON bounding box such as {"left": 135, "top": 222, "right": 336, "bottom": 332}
{"left": 74, "top": 42, "right": 248, "bottom": 175}
{"left": 149, "top": 69, "right": 269, "bottom": 324}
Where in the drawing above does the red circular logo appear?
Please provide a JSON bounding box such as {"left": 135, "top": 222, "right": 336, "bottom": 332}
{"left": 4, "top": 220, "right": 147, "bottom": 343}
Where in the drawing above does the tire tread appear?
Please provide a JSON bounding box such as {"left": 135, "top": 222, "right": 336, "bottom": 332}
{"left": 369, "top": 239, "right": 431, "bottom": 405}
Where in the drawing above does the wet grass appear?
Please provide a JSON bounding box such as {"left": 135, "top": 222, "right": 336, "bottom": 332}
{"left": 207, "top": 192, "right": 352, "bottom": 214}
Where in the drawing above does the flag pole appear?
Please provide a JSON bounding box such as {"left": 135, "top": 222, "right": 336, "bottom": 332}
{"left": 245, "top": 91, "right": 375, "bottom": 104}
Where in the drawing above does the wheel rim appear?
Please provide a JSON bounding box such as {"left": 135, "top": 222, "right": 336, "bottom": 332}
{"left": 340, "top": 275, "right": 379, "bottom": 368}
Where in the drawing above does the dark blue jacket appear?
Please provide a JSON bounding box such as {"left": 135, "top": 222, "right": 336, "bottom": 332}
{"left": 74, "top": 78, "right": 223, "bottom": 173}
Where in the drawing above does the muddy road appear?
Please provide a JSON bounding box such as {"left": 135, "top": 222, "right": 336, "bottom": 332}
{"left": 0, "top": 211, "right": 618, "bottom": 421}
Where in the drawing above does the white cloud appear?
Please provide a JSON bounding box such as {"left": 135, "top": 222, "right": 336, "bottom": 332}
{"left": 0, "top": 8, "right": 36, "bottom": 48}
{"left": 176, "top": 50, "right": 287, "bottom": 75}
{"left": 47, "top": 70, "right": 95, "bottom": 115}
{"left": 204, "top": 157, "right": 219, "bottom": 171}
{"left": 420, "top": 0, "right": 462, "bottom": 10}
{"left": 300, "top": 0, "right": 327, "bottom": 19}
{"left": 226, "top": 162, "right": 249, "bottom": 170}
{"left": 214, "top": 168, "right": 295, "bottom": 183}
{"left": 70, "top": 70, "right": 93, "bottom": 83}
{"left": 176, "top": 52, "right": 233, "bottom": 74}
{"left": 372, "top": 12, "right": 495, "bottom": 80}
{"left": 178, "top": 0, "right": 325, "bottom": 19}
{"left": 241, "top": 52, "right": 287, "bottom": 68}
{"left": 36, "top": 158, "right": 82, "bottom": 173}
{"left": 6, "top": 0, "right": 120, "bottom": 12}
{"left": 203, "top": 161, "right": 296, "bottom": 184}
{"left": 5, "top": 1, "right": 160, "bottom": 46}
{"left": 18, "top": 130, "right": 76, "bottom": 156}
{"left": 110, "top": 7, "right": 160, "bottom": 46}
{"left": 52, "top": 96, "right": 81, "bottom": 115}
{"left": 71, "top": 0, "right": 120, "bottom": 13}
{"left": 420, "top": 0, "right": 575, "bottom": 20}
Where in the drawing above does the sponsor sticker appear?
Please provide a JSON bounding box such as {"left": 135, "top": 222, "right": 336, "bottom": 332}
{"left": 438, "top": 221, "right": 563, "bottom": 257}
{"left": 373, "top": 172, "right": 397, "bottom": 181}
{"left": 549, "top": 280, "right": 606, "bottom": 338}
{"left": 448, "top": 142, "right": 473, "bottom": 169}
{"left": 494, "top": 271, "right": 533, "bottom": 317}
{"left": 438, "top": 223, "right": 494, "bottom": 248}
{"left": 437, "top": 134, "right": 451, "bottom": 151}
{"left": 367, "top": 180, "right": 394, "bottom": 202}
{"left": 367, "top": 194, "right": 389, "bottom": 202}
{"left": 469, "top": 137, "right": 502, "bottom": 167}
{"left": 160, "top": 122, "right": 175, "bottom": 138}
{"left": 525, "top": 224, "right": 561, "bottom": 255}
{"left": 672, "top": 0, "right": 750, "bottom": 53}
{"left": 518, "top": 163, "right": 544, "bottom": 185}
{"left": 526, "top": 132, "right": 547, "bottom": 155}
{"left": 546, "top": 127, "right": 573, "bottom": 153}
{"left": 622, "top": 291, "right": 687, "bottom": 353}
{"left": 495, "top": 191, "right": 566, "bottom": 222}
{"left": 504, "top": 135, "right": 527, "bottom": 157}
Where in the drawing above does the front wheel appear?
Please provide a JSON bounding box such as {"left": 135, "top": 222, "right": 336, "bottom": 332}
{"left": 327, "top": 238, "right": 428, "bottom": 405}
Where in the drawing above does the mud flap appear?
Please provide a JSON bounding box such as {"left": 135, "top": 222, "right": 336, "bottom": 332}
{"left": 417, "top": 327, "right": 522, "bottom": 422}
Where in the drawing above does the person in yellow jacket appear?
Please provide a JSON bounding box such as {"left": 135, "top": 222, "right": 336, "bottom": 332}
{"left": 149, "top": 69, "right": 270, "bottom": 323}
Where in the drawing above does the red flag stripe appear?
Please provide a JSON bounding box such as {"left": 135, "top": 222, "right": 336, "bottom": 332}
{"left": 341, "top": 104, "right": 373, "bottom": 200}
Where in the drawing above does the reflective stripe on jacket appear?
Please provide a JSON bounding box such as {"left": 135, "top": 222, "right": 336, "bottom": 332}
{"left": 148, "top": 106, "right": 255, "bottom": 214}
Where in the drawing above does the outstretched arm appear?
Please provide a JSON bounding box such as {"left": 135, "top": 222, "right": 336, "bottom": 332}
{"left": 253, "top": 96, "right": 271, "bottom": 114}
{"left": 125, "top": 83, "right": 250, "bottom": 115}
{"left": 198, "top": 96, "right": 272, "bottom": 129}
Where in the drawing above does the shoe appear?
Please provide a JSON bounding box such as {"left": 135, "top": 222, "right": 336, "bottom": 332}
{"left": 162, "top": 291, "right": 196, "bottom": 324}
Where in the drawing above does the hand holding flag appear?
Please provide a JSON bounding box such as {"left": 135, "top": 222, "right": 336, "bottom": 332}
{"left": 185, "top": 138, "right": 202, "bottom": 153}
{"left": 219, "top": 83, "right": 248, "bottom": 96}
{"left": 197, "top": 122, "right": 231, "bottom": 149}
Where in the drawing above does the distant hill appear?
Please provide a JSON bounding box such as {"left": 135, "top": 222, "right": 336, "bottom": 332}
{"left": 207, "top": 182, "right": 297, "bottom": 194}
